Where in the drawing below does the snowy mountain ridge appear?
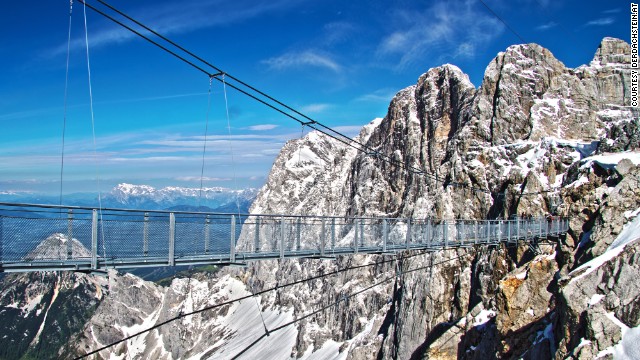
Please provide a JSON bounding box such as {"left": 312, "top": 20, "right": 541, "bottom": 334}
{"left": 108, "top": 183, "right": 256, "bottom": 202}
{"left": 102, "top": 183, "right": 258, "bottom": 211}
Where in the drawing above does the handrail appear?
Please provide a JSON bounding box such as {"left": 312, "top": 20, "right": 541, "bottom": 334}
{"left": 0, "top": 202, "right": 569, "bottom": 273}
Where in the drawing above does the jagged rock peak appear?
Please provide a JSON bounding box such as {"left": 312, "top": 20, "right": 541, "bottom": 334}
{"left": 418, "top": 63, "right": 472, "bottom": 84}
{"left": 592, "top": 37, "right": 630, "bottom": 66}
{"left": 25, "top": 233, "right": 91, "bottom": 260}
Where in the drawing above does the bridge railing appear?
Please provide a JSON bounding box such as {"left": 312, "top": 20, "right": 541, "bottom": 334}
{"left": 0, "top": 202, "right": 569, "bottom": 272}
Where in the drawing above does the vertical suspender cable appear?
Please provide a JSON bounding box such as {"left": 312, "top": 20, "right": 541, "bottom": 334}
{"left": 60, "top": 0, "right": 74, "bottom": 210}
{"left": 198, "top": 76, "right": 214, "bottom": 208}
{"left": 222, "top": 75, "right": 242, "bottom": 217}
{"left": 83, "top": 1, "right": 108, "bottom": 270}
{"left": 183, "top": 77, "right": 215, "bottom": 332}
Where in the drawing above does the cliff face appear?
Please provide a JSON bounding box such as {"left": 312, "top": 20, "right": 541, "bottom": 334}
{"left": 2, "top": 38, "right": 637, "bottom": 359}
{"left": 232, "top": 36, "right": 639, "bottom": 359}
{"left": 0, "top": 271, "right": 104, "bottom": 360}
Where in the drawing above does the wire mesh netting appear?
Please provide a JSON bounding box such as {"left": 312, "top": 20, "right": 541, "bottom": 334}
{"left": 0, "top": 203, "right": 569, "bottom": 271}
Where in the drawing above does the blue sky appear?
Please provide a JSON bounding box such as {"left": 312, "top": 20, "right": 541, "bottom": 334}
{"left": 0, "top": 0, "right": 629, "bottom": 195}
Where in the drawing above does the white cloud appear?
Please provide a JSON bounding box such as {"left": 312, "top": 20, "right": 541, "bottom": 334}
{"left": 585, "top": 17, "right": 614, "bottom": 27}
{"left": 47, "top": 0, "right": 306, "bottom": 57}
{"left": 300, "top": 103, "right": 331, "bottom": 113}
{"left": 354, "top": 88, "right": 397, "bottom": 103}
{"left": 263, "top": 50, "right": 342, "bottom": 73}
{"left": 377, "top": 0, "right": 503, "bottom": 69}
{"left": 453, "top": 42, "right": 476, "bottom": 58}
{"left": 535, "top": 21, "right": 557, "bottom": 31}
{"left": 247, "top": 124, "right": 279, "bottom": 131}
{"left": 321, "top": 22, "right": 357, "bottom": 46}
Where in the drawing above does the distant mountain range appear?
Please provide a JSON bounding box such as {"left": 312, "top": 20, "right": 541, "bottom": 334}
{"left": 0, "top": 183, "right": 258, "bottom": 213}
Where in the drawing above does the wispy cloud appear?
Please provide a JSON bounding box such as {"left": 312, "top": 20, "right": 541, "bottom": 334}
{"left": 376, "top": 0, "right": 503, "bottom": 69}
{"left": 321, "top": 22, "right": 357, "bottom": 46}
{"left": 603, "top": 8, "right": 621, "bottom": 14}
{"left": 584, "top": 17, "right": 614, "bottom": 27}
{"left": 247, "top": 124, "right": 279, "bottom": 131}
{"left": 97, "top": 92, "right": 209, "bottom": 105}
{"left": 0, "top": 92, "right": 208, "bottom": 122}
{"left": 46, "top": 0, "right": 306, "bottom": 58}
{"left": 536, "top": 21, "right": 557, "bottom": 31}
{"left": 300, "top": 103, "right": 332, "bottom": 113}
{"left": 263, "top": 50, "right": 342, "bottom": 73}
{"left": 354, "top": 88, "right": 398, "bottom": 103}
{"left": 175, "top": 176, "right": 232, "bottom": 182}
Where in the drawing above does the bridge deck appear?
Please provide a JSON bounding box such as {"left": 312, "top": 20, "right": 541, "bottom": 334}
{"left": 0, "top": 202, "right": 568, "bottom": 273}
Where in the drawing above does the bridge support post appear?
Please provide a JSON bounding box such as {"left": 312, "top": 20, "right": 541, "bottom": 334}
{"left": 230, "top": 215, "right": 236, "bottom": 263}
{"left": 422, "top": 220, "right": 427, "bottom": 244}
{"left": 444, "top": 220, "right": 448, "bottom": 248}
{"left": 382, "top": 219, "right": 388, "bottom": 253}
{"left": 143, "top": 213, "right": 149, "bottom": 256}
{"left": 405, "top": 219, "right": 411, "bottom": 250}
{"left": 540, "top": 218, "right": 543, "bottom": 238}
{"left": 331, "top": 218, "right": 335, "bottom": 250}
{"left": 427, "top": 219, "right": 431, "bottom": 248}
{"left": 169, "top": 213, "right": 175, "bottom": 266}
{"left": 485, "top": 221, "right": 489, "bottom": 244}
{"left": 354, "top": 220, "right": 359, "bottom": 254}
{"left": 508, "top": 220, "right": 512, "bottom": 243}
{"left": 474, "top": 221, "right": 478, "bottom": 245}
{"left": 255, "top": 217, "right": 261, "bottom": 253}
{"left": 67, "top": 209, "right": 73, "bottom": 259}
{"left": 91, "top": 209, "right": 98, "bottom": 270}
{"left": 516, "top": 217, "right": 520, "bottom": 241}
{"left": 296, "top": 218, "right": 301, "bottom": 251}
{"left": 320, "top": 218, "right": 326, "bottom": 257}
{"left": 280, "top": 216, "right": 285, "bottom": 260}
{"left": 204, "top": 215, "right": 210, "bottom": 254}
{"left": 360, "top": 219, "right": 365, "bottom": 249}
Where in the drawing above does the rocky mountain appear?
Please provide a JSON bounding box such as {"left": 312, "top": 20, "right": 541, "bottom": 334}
{"left": 102, "top": 183, "right": 258, "bottom": 211}
{"left": 0, "top": 183, "right": 258, "bottom": 213}
{"left": 0, "top": 271, "right": 105, "bottom": 360}
{"left": 1, "top": 37, "right": 638, "bottom": 359}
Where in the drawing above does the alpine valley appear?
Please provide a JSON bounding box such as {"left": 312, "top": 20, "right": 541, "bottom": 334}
{"left": 1, "top": 38, "right": 639, "bottom": 359}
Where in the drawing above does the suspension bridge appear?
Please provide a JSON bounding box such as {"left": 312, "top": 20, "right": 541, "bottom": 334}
{"left": 1, "top": 1, "right": 571, "bottom": 275}
{"left": 0, "top": 202, "right": 568, "bottom": 273}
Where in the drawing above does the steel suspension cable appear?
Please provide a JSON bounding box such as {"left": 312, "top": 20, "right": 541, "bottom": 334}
{"left": 74, "top": 1, "right": 428, "bottom": 169}
{"left": 198, "top": 77, "right": 214, "bottom": 208}
{"left": 74, "top": 249, "right": 440, "bottom": 358}
{"left": 82, "top": 0, "right": 108, "bottom": 272}
{"left": 76, "top": 0, "right": 212, "bottom": 77}
{"left": 229, "top": 250, "right": 477, "bottom": 359}
{"left": 73, "top": 239, "right": 544, "bottom": 358}
{"left": 59, "top": 0, "right": 74, "bottom": 210}
{"left": 221, "top": 75, "right": 243, "bottom": 217}
{"left": 77, "top": 0, "right": 494, "bottom": 195}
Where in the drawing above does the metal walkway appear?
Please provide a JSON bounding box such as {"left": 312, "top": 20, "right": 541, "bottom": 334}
{"left": 0, "top": 202, "right": 569, "bottom": 273}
